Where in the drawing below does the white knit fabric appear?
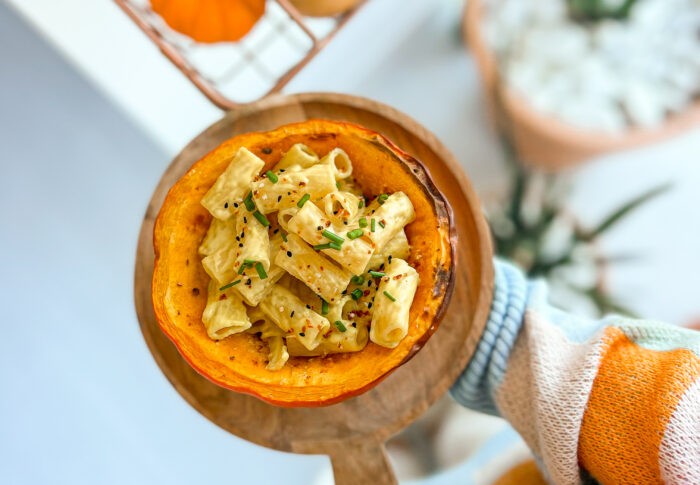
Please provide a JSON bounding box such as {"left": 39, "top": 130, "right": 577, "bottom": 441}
{"left": 660, "top": 378, "right": 700, "bottom": 484}
{"left": 494, "top": 310, "right": 608, "bottom": 485}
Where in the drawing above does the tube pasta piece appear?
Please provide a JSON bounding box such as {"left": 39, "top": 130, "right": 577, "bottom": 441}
{"left": 201, "top": 147, "right": 265, "bottom": 220}
{"left": 233, "top": 209, "right": 270, "bottom": 273}
{"left": 202, "top": 280, "right": 252, "bottom": 340}
{"left": 370, "top": 258, "right": 419, "bottom": 349}
{"left": 234, "top": 234, "right": 286, "bottom": 306}
{"left": 265, "top": 336, "right": 289, "bottom": 371}
{"left": 251, "top": 164, "right": 336, "bottom": 214}
{"left": 286, "top": 202, "right": 373, "bottom": 276}
{"left": 322, "top": 191, "right": 361, "bottom": 226}
{"left": 259, "top": 284, "right": 330, "bottom": 350}
{"left": 367, "top": 192, "right": 415, "bottom": 251}
{"left": 276, "top": 207, "right": 298, "bottom": 232}
{"left": 286, "top": 322, "right": 369, "bottom": 356}
{"left": 198, "top": 217, "right": 237, "bottom": 257}
{"left": 246, "top": 305, "right": 268, "bottom": 325}
{"left": 320, "top": 148, "right": 353, "bottom": 180}
{"left": 199, "top": 217, "right": 238, "bottom": 284}
{"left": 273, "top": 143, "right": 319, "bottom": 171}
{"left": 275, "top": 233, "right": 353, "bottom": 303}
{"left": 365, "top": 230, "right": 410, "bottom": 271}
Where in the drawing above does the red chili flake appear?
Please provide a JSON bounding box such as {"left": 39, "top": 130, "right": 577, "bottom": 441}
{"left": 218, "top": 294, "right": 227, "bottom": 301}
{"left": 363, "top": 290, "right": 371, "bottom": 296}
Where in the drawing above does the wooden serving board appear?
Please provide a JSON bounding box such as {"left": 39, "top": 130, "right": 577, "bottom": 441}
{"left": 134, "top": 92, "right": 493, "bottom": 484}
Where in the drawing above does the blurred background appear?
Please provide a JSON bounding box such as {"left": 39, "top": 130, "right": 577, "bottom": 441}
{"left": 1, "top": 0, "right": 698, "bottom": 483}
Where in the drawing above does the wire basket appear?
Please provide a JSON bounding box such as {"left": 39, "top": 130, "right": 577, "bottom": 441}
{"left": 114, "top": 0, "right": 365, "bottom": 109}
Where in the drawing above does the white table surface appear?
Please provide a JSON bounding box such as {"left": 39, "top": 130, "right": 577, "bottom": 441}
{"left": 2, "top": 1, "right": 699, "bottom": 484}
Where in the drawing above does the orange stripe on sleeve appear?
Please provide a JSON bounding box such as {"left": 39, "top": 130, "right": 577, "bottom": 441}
{"left": 578, "top": 327, "right": 700, "bottom": 484}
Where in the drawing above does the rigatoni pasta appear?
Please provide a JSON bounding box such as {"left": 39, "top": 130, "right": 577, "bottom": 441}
{"left": 198, "top": 142, "right": 422, "bottom": 370}
{"left": 201, "top": 147, "right": 265, "bottom": 220}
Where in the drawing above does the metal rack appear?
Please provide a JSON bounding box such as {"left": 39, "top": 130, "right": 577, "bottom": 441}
{"left": 114, "top": 0, "right": 365, "bottom": 109}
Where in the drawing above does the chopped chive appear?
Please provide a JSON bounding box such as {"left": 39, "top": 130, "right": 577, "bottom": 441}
{"left": 329, "top": 242, "right": 342, "bottom": 251}
{"left": 347, "top": 229, "right": 364, "bottom": 240}
{"left": 219, "top": 280, "right": 241, "bottom": 291}
{"left": 336, "top": 181, "right": 342, "bottom": 189}
{"left": 243, "top": 258, "right": 256, "bottom": 265}
{"left": 237, "top": 264, "right": 248, "bottom": 275}
{"left": 369, "top": 271, "right": 386, "bottom": 278}
{"left": 253, "top": 210, "right": 270, "bottom": 227}
{"left": 321, "top": 299, "right": 329, "bottom": 316}
{"left": 371, "top": 218, "right": 376, "bottom": 232}
{"left": 255, "top": 262, "right": 268, "bottom": 279}
{"left": 297, "top": 193, "right": 311, "bottom": 208}
{"left": 334, "top": 321, "right": 347, "bottom": 332}
{"left": 351, "top": 288, "right": 363, "bottom": 300}
{"left": 313, "top": 243, "right": 332, "bottom": 251}
{"left": 378, "top": 193, "right": 389, "bottom": 205}
{"left": 383, "top": 290, "right": 396, "bottom": 302}
{"left": 358, "top": 199, "right": 365, "bottom": 209}
{"left": 351, "top": 275, "right": 365, "bottom": 285}
{"left": 322, "top": 229, "right": 344, "bottom": 244}
{"left": 358, "top": 217, "right": 368, "bottom": 228}
{"left": 265, "top": 171, "right": 278, "bottom": 183}
{"left": 281, "top": 231, "right": 288, "bottom": 242}
{"left": 243, "top": 192, "right": 255, "bottom": 211}
{"left": 378, "top": 221, "right": 386, "bottom": 229}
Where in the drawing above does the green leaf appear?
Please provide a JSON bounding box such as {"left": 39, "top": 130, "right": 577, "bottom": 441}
{"left": 579, "top": 183, "right": 672, "bottom": 241}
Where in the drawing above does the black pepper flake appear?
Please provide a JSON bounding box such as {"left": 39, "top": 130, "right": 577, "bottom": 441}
{"left": 299, "top": 332, "right": 305, "bottom": 337}
{"left": 351, "top": 322, "right": 357, "bottom": 328}
{"left": 233, "top": 202, "right": 239, "bottom": 208}
{"left": 277, "top": 195, "right": 282, "bottom": 202}
{"left": 273, "top": 228, "right": 279, "bottom": 234}
{"left": 317, "top": 225, "right": 323, "bottom": 231}
{"left": 286, "top": 251, "right": 292, "bottom": 257}
{"left": 235, "top": 236, "right": 240, "bottom": 241}
{"left": 191, "top": 287, "right": 200, "bottom": 296}
{"left": 246, "top": 278, "right": 252, "bottom": 285}
{"left": 290, "top": 311, "right": 295, "bottom": 318}
{"left": 243, "top": 216, "right": 248, "bottom": 224}
{"left": 280, "top": 169, "right": 286, "bottom": 173}
{"left": 238, "top": 243, "right": 243, "bottom": 248}
{"left": 224, "top": 202, "right": 229, "bottom": 209}
{"left": 305, "top": 304, "right": 311, "bottom": 309}
{"left": 368, "top": 302, "right": 373, "bottom": 309}
{"left": 260, "top": 147, "right": 272, "bottom": 155}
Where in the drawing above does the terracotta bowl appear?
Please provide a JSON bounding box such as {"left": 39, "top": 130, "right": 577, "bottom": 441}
{"left": 464, "top": 0, "right": 700, "bottom": 171}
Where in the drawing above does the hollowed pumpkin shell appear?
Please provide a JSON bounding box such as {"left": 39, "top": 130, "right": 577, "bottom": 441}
{"left": 152, "top": 119, "right": 454, "bottom": 406}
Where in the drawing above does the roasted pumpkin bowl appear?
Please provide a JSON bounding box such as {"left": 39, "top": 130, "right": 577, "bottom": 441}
{"left": 152, "top": 119, "right": 454, "bottom": 407}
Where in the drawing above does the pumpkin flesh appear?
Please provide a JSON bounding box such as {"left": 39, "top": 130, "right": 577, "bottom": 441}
{"left": 152, "top": 120, "right": 454, "bottom": 406}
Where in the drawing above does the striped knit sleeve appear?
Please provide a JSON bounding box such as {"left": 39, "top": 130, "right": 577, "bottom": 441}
{"left": 450, "top": 259, "right": 700, "bottom": 484}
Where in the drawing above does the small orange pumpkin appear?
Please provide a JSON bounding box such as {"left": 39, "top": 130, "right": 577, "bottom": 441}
{"left": 152, "top": 119, "right": 454, "bottom": 406}
{"left": 150, "top": 0, "right": 265, "bottom": 43}
{"left": 288, "top": 0, "right": 362, "bottom": 17}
